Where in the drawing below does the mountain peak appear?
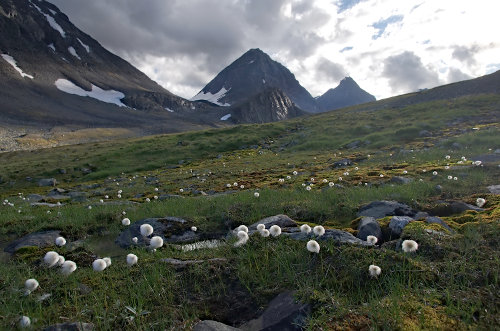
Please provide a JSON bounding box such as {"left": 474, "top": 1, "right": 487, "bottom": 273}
{"left": 192, "top": 48, "right": 319, "bottom": 112}
{"left": 316, "top": 77, "right": 375, "bottom": 111}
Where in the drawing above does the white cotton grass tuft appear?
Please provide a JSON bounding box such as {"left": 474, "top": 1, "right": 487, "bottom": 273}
{"left": 149, "top": 236, "right": 164, "bottom": 249}
{"left": 269, "top": 225, "right": 281, "bottom": 237}
{"left": 61, "top": 261, "right": 77, "bottom": 275}
{"left": 256, "top": 224, "right": 266, "bottom": 232}
{"left": 366, "top": 235, "right": 378, "bottom": 245}
{"left": 140, "top": 223, "right": 154, "bottom": 237}
{"left": 103, "top": 257, "right": 112, "bottom": 268}
{"left": 55, "top": 236, "right": 66, "bottom": 247}
{"left": 121, "top": 218, "right": 131, "bottom": 226}
{"left": 254, "top": 192, "right": 260, "bottom": 198}
{"left": 306, "top": 240, "right": 320, "bottom": 253}
{"left": 132, "top": 237, "right": 138, "bottom": 244}
{"left": 300, "top": 224, "right": 312, "bottom": 234}
{"left": 19, "top": 316, "right": 31, "bottom": 328}
{"left": 235, "top": 225, "right": 248, "bottom": 233}
{"left": 24, "top": 278, "right": 39, "bottom": 295}
{"left": 56, "top": 255, "right": 65, "bottom": 266}
{"left": 368, "top": 264, "right": 382, "bottom": 277}
{"left": 92, "top": 259, "right": 107, "bottom": 272}
{"left": 43, "top": 251, "right": 60, "bottom": 268}
{"left": 191, "top": 226, "right": 197, "bottom": 232}
{"left": 476, "top": 198, "right": 486, "bottom": 208}
{"left": 126, "top": 253, "right": 138, "bottom": 266}
{"left": 402, "top": 239, "right": 419, "bottom": 253}
{"left": 234, "top": 230, "right": 249, "bottom": 247}
{"left": 260, "top": 229, "right": 270, "bottom": 237}
{"left": 313, "top": 225, "right": 325, "bottom": 237}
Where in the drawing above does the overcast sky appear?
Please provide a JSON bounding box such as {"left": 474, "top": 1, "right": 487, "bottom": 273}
{"left": 50, "top": 0, "right": 500, "bottom": 100}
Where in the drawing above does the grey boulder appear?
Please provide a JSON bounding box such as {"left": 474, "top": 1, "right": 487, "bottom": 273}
{"left": 356, "top": 217, "right": 382, "bottom": 241}
{"left": 4, "top": 230, "right": 61, "bottom": 254}
{"left": 193, "top": 320, "right": 241, "bottom": 331}
{"left": 389, "top": 216, "right": 414, "bottom": 237}
{"left": 357, "top": 200, "right": 417, "bottom": 219}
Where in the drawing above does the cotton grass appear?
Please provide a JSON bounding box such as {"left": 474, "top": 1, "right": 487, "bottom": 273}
{"left": 306, "top": 240, "right": 320, "bottom": 253}
{"left": 402, "top": 240, "right": 418, "bottom": 253}
{"left": 122, "top": 218, "right": 131, "bottom": 226}
{"left": 61, "top": 261, "right": 77, "bottom": 275}
{"left": 150, "top": 236, "right": 164, "bottom": 249}
{"left": 126, "top": 254, "right": 138, "bottom": 266}
{"left": 55, "top": 236, "right": 66, "bottom": 246}
{"left": 92, "top": 259, "right": 107, "bottom": 272}
{"left": 368, "top": 264, "right": 382, "bottom": 277}
{"left": 43, "top": 251, "right": 60, "bottom": 268}
{"left": 234, "top": 231, "right": 249, "bottom": 247}
{"left": 366, "top": 235, "right": 378, "bottom": 245}
{"left": 313, "top": 225, "right": 325, "bottom": 237}
{"left": 269, "top": 225, "right": 281, "bottom": 237}
{"left": 300, "top": 224, "right": 311, "bottom": 233}
{"left": 24, "top": 278, "right": 39, "bottom": 295}
{"left": 19, "top": 316, "right": 30, "bottom": 328}
{"left": 140, "top": 224, "right": 153, "bottom": 237}
{"left": 476, "top": 198, "right": 486, "bottom": 208}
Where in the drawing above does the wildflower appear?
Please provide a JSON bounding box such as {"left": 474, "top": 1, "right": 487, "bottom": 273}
{"left": 140, "top": 224, "right": 154, "bottom": 237}
{"left": 447, "top": 175, "right": 452, "bottom": 180}
{"left": 368, "top": 264, "right": 381, "bottom": 277}
{"left": 269, "top": 225, "right": 281, "bottom": 237}
{"left": 235, "top": 225, "right": 248, "bottom": 233}
{"left": 432, "top": 171, "right": 438, "bottom": 176}
{"left": 260, "top": 229, "right": 270, "bottom": 237}
{"left": 338, "top": 177, "right": 343, "bottom": 181}
{"left": 329, "top": 182, "right": 334, "bottom": 187}
{"left": 43, "top": 251, "right": 60, "bottom": 268}
{"left": 57, "top": 255, "right": 65, "bottom": 266}
{"left": 445, "top": 166, "right": 450, "bottom": 170}
{"left": 179, "top": 188, "right": 184, "bottom": 193}
{"left": 154, "top": 196, "right": 158, "bottom": 200}
{"left": 474, "top": 160, "right": 482, "bottom": 166}
{"left": 306, "top": 240, "right": 320, "bottom": 253}
{"left": 306, "top": 186, "right": 311, "bottom": 191}
{"left": 402, "top": 240, "right": 418, "bottom": 253}
{"left": 240, "top": 185, "right": 245, "bottom": 189}
{"left": 379, "top": 174, "right": 384, "bottom": 177}
{"left": 422, "top": 169, "right": 427, "bottom": 173}
{"left": 100, "top": 199, "right": 104, "bottom": 203}
{"left": 226, "top": 184, "right": 231, "bottom": 188}
{"left": 55, "top": 236, "right": 66, "bottom": 247}
{"left": 24, "top": 279, "right": 39, "bottom": 295}
{"left": 233, "top": 182, "right": 238, "bottom": 186}
{"left": 145, "top": 198, "right": 151, "bottom": 202}
{"left": 122, "top": 218, "right": 131, "bottom": 226}
{"left": 322, "top": 179, "right": 328, "bottom": 183}
{"left": 105, "top": 195, "right": 109, "bottom": 199}
{"left": 117, "top": 194, "right": 121, "bottom": 198}
{"left": 103, "top": 257, "right": 112, "bottom": 267}
{"left": 254, "top": 192, "right": 260, "bottom": 198}
{"left": 256, "top": 224, "right": 266, "bottom": 232}
{"left": 403, "top": 170, "right": 408, "bottom": 174}
{"left": 453, "top": 177, "right": 458, "bottom": 181}
{"left": 476, "top": 198, "right": 486, "bottom": 208}
{"left": 150, "top": 236, "right": 164, "bottom": 249}
{"left": 234, "top": 231, "right": 249, "bottom": 247}
{"left": 313, "top": 225, "right": 325, "bottom": 237}
{"left": 279, "top": 178, "right": 285, "bottom": 183}
{"left": 118, "top": 190, "right": 123, "bottom": 194}
{"left": 293, "top": 171, "right": 298, "bottom": 175}
{"left": 461, "top": 156, "right": 467, "bottom": 161}
{"left": 191, "top": 226, "right": 197, "bottom": 232}
{"left": 355, "top": 167, "right": 359, "bottom": 170}
{"left": 310, "top": 177, "right": 315, "bottom": 182}
{"left": 300, "top": 224, "right": 311, "bottom": 233}
{"left": 366, "top": 235, "right": 378, "bottom": 245}
{"left": 126, "top": 254, "right": 138, "bottom": 266}
{"left": 286, "top": 176, "right": 291, "bottom": 179}
{"left": 154, "top": 187, "right": 159, "bottom": 191}
{"left": 92, "top": 259, "right": 107, "bottom": 271}
{"left": 88, "top": 205, "right": 92, "bottom": 209}
{"left": 19, "top": 316, "right": 30, "bottom": 328}
{"left": 445, "top": 155, "right": 451, "bottom": 160}
{"left": 61, "top": 261, "right": 77, "bottom": 275}
{"left": 132, "top": 237, "right": 138, "bottom": 244}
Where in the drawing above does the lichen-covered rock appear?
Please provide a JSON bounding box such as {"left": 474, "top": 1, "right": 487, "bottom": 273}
{"left": 357, "top": 216, "right": 382, "bottom": 241}
{"left": 389, "top": 216, "right": 414, "bottom": 237}
{"left": 4, "top": 230, "right": 61, "bottom": 254}
{"left": 357, "top": 200, "right": 417, "bottom": 219}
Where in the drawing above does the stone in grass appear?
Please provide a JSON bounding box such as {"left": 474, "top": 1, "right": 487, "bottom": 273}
{"left": 4, "top": 230, "right": 61, "bottom": 254}
{"left": 487, "top": 185, "right": 500, "bottom": 194}
{"left": 193, "top": 320, "right": 241, "bottom": 331}
{"left": 42, "top": 322, "right": 94, "bottom": 331}
{"left": 389, "top": 216, "right": 414, "bottom": 237}
{"left": 390, "top": 176, "right": 413, "bottom": 185}
{"left": 247, "top": 215, "right": 297, "bottom": 234}
{"left": 240, "top": 291, "right": 310, "bottom": 331}
{"left": 356, "top": 217, "right": 382, "bottom": 241}
{"left": 38, "top": 178, "right": 56, "bottom": 187}
{"left": 286, "top": 229, "right": 370, "bottom": 246}
{"left": 357, "top": 200, "right": 418, "bottom": 220}
{"left": 115, "top": 217, "right": 199, "bottom": 248}
{"left": 425, "top": 216, "right": 454, "bottom": 233}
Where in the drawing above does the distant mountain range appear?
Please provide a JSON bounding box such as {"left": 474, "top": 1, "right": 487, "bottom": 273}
{"left": 0, "top": 0, "right": 498, "bottom": 145}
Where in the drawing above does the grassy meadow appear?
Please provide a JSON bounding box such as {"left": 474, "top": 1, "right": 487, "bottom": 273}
{"left": 0, "top": 93, "right": 499, "bottom": 330}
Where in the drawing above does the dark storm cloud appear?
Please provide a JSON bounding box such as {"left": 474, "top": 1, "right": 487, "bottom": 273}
{"left": 382, "top": 51, "right": 440, "bottom": 93}
{"left": 316, "top": 58, "right": 346, "bottom": 83}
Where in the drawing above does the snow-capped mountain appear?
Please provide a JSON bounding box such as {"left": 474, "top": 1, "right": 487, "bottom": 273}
{"left": 0, "top": 0, "right": 214, "bottom": 131}
{"left": 316, "top": 77, "right": 376, "bottom": 111}
{"left": 192, "top": 48, "right": 320, "bottom": 113}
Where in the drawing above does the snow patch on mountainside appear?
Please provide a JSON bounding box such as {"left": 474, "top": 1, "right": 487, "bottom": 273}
{"left": 77, "top": 38, "right": 90, "bottom": 53}
{"left": 1, "top": 54, "right": 34, "bottom": 79}
{"left": 55, "top": 79, "right": 126, "bottom": 107}
{"left": 191, "top": 87, "right": 231, "bottom": 106}
{"left": 48, "top": 43, "right": 55, "bottom": 52}
{"left": 68, "top": 47, "right": 81, "bottom": 60}
{"left": 30, "top": 1, "right": 66, "bottom": 38}
{"left": 220, "top": 114, "right": 231, "bottom": 121}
